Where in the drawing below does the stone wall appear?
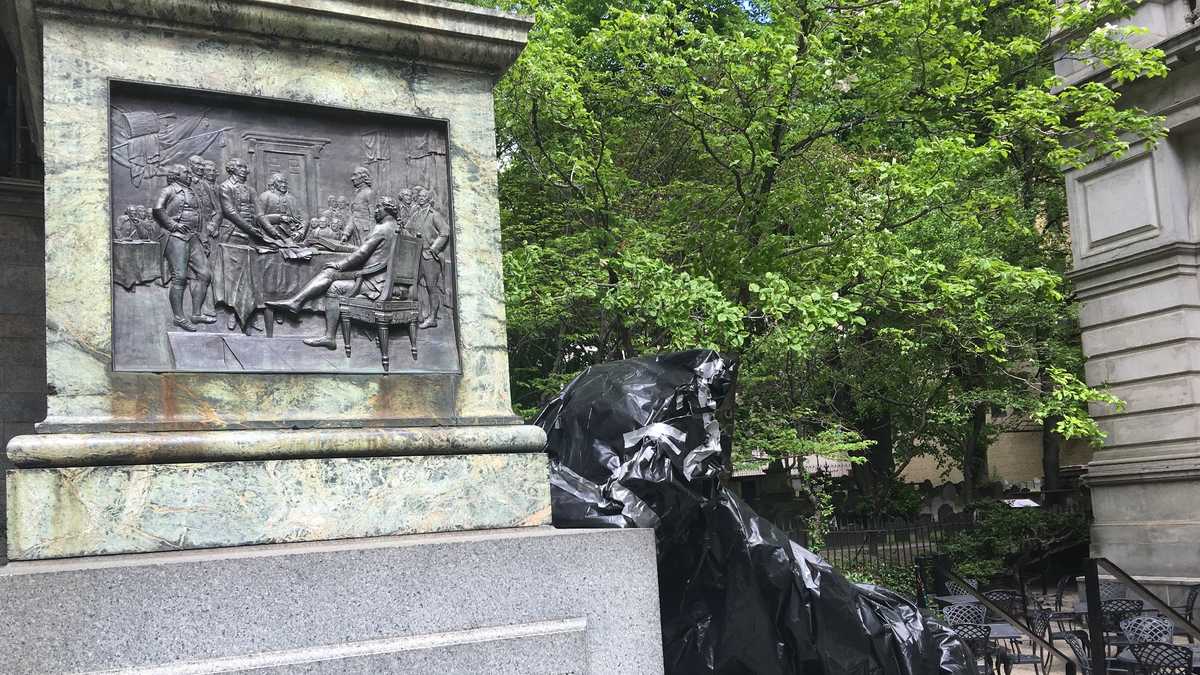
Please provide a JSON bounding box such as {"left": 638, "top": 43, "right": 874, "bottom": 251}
{"left": 0, "top": 178, "right": 43, "bottom": 560}
{"left": 900, "top": 431, "right": 1094, "bottom": 487}
{"left": 1055, "top": 0, "right": 1200, "bottom": 583}
{"left": 0, "top": 178, "right": 44, "bottom": 451}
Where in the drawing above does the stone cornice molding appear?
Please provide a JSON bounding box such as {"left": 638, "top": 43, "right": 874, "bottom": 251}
{"left": 1068, "top": 241, "right": 1200, "bottom": 285}
{"left": 32, "top": 0, "right": 534, "bottom": 75}
{"left": 1086, "top": 450, "right": 1200, "bottom": 485}
{"left": 1051, "top": 7, "right": 1200, "bottom": 91}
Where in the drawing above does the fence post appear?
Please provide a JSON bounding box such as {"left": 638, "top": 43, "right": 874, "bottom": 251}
{"left": 932, "top": 554, "right": 951, "bottom": 596}
{"left": 1084, "top": 558, "right": 1107, "bottom": 675}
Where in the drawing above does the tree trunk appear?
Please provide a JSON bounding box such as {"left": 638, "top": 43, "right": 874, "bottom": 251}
{"left": 1041, "top": 415, "right": 1063, "bottom": 505}
{"left": 852, "top": 412, "right": 896, "bottom": 508}
{"left": 961, "top": 403, "right": 988, "bottom": 502}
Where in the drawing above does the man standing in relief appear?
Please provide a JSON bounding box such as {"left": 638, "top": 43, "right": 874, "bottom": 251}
{"left": 408, "top": 185, "right": 450, "bottom": 328}
{"left": 133, "top": 205, "right": 157, "bottom": 240}
{"left": 397, "top": 187, "right": 415, "bottom": 227}
{"left": 153, "top": 164, "right": 215, "bottom": 330}
{"left": 203, "top": 160, "right": 221, "bottom": 239}
{"left": 219, "top": 158, "right": 267, "bottom": 244}
{"left": 265, "top": 197, "right": 403, "bottom": 349}
{"left": 257, "top": 172, "right": 303, "bottom": 243}
{"left": 218, "top": 157, "right": 274, "bottom": 331}
{"left": 203, "top": 160, "right": 218, "bottom": 192}
{"left": 334, "top": 196, "right": 352, "bottom": 241}
{"left": 188, "top": 155, "right": 220, "bottom": 244}
{"left": 348, "top": 166, "right": 376, "bottom": 245}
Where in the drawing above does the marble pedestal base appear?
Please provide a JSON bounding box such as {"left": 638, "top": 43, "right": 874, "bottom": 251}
{"left": 1087, "top": 452, "right": 1200, "bottom": 593}
{"left": 0, "top": 527, "right": 666, "bottom": 674}
{"left": 5, "top": 425, "right": 551, "bottom": 560}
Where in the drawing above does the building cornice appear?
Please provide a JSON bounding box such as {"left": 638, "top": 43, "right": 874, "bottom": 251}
{"left": 1068, "top": 241, "right": 1200, "bottom": 285}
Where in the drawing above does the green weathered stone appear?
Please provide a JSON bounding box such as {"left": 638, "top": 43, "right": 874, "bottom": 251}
{"left": 7, "top": 453, "right": 551, "bottom": 560}
{"left": 38, "top": 13, "right": 519, "bottom": 431}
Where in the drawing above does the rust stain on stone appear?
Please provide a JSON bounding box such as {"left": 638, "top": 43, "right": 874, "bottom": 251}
{"left": 160, "top": 374, "right": 178, "bottom": 420}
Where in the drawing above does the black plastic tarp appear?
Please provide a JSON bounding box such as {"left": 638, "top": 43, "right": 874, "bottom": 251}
{"left": 536, "top": 349, "right": 973, "bottom": 675}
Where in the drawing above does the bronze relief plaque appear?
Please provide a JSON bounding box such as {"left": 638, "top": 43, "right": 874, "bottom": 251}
{"left": 108, "top": 82, "right": 459, "bottom": 373}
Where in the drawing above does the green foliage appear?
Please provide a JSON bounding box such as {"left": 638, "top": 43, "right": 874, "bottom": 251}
{"left": 486, "top": 0, "right": 1164, "bottom": 500}
{"left": 841, "top": 559, "right": 919, "bottom": 600}
{"left": 940, "top": 503, "right": 1089, "bottom": 582}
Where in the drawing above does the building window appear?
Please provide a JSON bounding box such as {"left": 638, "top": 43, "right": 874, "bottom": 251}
{"left": 0, "top": 35, "right": 42, "bottom": 180}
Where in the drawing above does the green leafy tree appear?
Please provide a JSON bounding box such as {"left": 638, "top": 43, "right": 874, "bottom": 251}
{"left": 487, "top": 0, "right": 1164, "bottom": 508}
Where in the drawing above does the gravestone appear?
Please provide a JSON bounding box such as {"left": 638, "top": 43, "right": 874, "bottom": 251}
{"left": 0, "top": 0, "right": 664, "bottom": 671}
{"left": 1053, "top": 0, "right": 1200, "bottom": 602}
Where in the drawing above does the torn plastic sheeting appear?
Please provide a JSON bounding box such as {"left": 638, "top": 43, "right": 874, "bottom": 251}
{"left": 536, "top": 349, "right": 973, "bottom": 675}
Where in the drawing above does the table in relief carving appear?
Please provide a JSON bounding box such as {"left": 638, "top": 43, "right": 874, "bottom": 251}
{"left": 214, "top": 242, "right": 336, "bottom": 336}
{"left": 112, "top": 240, "right": 164, "bottom": 290}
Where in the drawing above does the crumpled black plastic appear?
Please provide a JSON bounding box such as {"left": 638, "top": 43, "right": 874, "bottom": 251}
{"left": 536, "top": 349, "right": 973, "bottom": 675}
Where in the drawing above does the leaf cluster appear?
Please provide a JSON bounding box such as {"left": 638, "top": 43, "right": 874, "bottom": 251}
{"left": 486, "top": 0, "right": 1165, "bottom": 497}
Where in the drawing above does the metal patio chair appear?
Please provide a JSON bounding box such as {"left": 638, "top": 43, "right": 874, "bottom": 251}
{"left": 1130, "top": 641, "right": 1193, "bottom": 675}
{"left": 1174, "top": 584, "right": 1200, "bottom": 643}
{"left": 1100, "top": 581, "right": 1128, "bottom": 601}
{"left": 1097, "top": 599, "right": 1147, "bottom": 656}
{"left": 945, "top": 602, "right": 987, "bottom": 626}
{"left": 1121, "top": 615, "right": 1174, "bottom": 646}
{"left": 1048, "top": 574, "right": 1080, "bottom": 633}
{"left": 985, "top": 589, "right": 1028, "bottom": 623}
{"left": 956, "top": 623, "right": 999, "bottom": 675}
{"left": 1010, "top": 606, "right": 1052, "bottom": 675}
{"left": 1058, "top": 629, "right": 1133, "bottom": 675}
{"left": 947, "top": 579, "right": 980, "bottom": 596}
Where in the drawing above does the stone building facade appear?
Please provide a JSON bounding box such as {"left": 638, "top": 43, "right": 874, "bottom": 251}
{"left": 1056, "top": 0, "right": 1200, "bottom": 590}
{"left": 0, "top": 180, "right": 42, "bottom": 455}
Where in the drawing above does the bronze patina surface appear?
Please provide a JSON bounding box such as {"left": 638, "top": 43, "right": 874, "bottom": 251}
{"left": 109, "top": 82, "right": 458, "bottom": 374}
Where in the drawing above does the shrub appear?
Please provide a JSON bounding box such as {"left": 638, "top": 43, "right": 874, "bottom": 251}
{"left": 840, "top": 558, "right": 919, "bottom": 600}
{"left": 939, "top": 502, "right": 1088, "bottom": 584}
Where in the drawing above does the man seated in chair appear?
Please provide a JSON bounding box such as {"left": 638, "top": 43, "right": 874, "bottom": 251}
{"left": 266, "top": 197, "right": 403, "bottom": 349}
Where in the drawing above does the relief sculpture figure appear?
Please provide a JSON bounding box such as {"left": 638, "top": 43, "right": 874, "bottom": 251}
{"left": 265, "top": 197, "right": 403, "bottom": 349}
{"left": 348, "top": 166, "right": 376, "bottom": 245}
{"left": 153, "top": 164, "right": 215, "bottom": 330}
{"left": 114, "top": 205, "right": 144, "bottom": 241}
{"left": 109, "top": 86, "right": 458, "bottom": 373}
{"left": 408, "top": 186, "right": 450, "bottom": 328}
{"left": 217, "top": 157, "right": 266, "bottom": 330}
{"left": 135, "top": 205, "right": 155, "bottom": 239}
{"left": 188, "top": 155, "right": 220, "bottom": 244}
{"left": 397, "top": 187, "right": 414, "bottom": 226}
{"left": 257, "top": 173, "right": 303, "bottom": 246}
{"left": 219, "top": 158, "right": 267, "bottom": 244}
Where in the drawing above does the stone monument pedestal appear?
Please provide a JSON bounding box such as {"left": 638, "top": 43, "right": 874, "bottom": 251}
{"left": 2, "top": 0, "right": 666, "bottom": 670}
{"left": 0, "top": 528, "right": 663, "bottom": 673}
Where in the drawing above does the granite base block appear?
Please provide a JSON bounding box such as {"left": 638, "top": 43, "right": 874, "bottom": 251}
{"left": 120, "top": 619, "right": 590, "bottom": 674}
{"left": 7, "top": 453, "right": 551, "bottom": 560}
{"left": 0, "top": 527, "right": 665, "bottom": 674}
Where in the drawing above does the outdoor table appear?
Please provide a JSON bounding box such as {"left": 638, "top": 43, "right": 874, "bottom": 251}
{"left": 1070, "top": 602, "right": 1159, "bottom": 615}
{"left": 1115, "top": 643, "right": 1200, "bottom": 671}
{"left": 935, "top": 595, "right": 981, "bottom": 605}
{"left": 986, "top": 623, "right": 1023, "bottom": 641}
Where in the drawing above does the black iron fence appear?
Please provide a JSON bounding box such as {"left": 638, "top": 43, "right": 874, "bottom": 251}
{"left": 784, "top": 513, "right": 976, "bottom": 570}
{"left": 784, "top": 503, "right": 1086, "bottom": 573}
